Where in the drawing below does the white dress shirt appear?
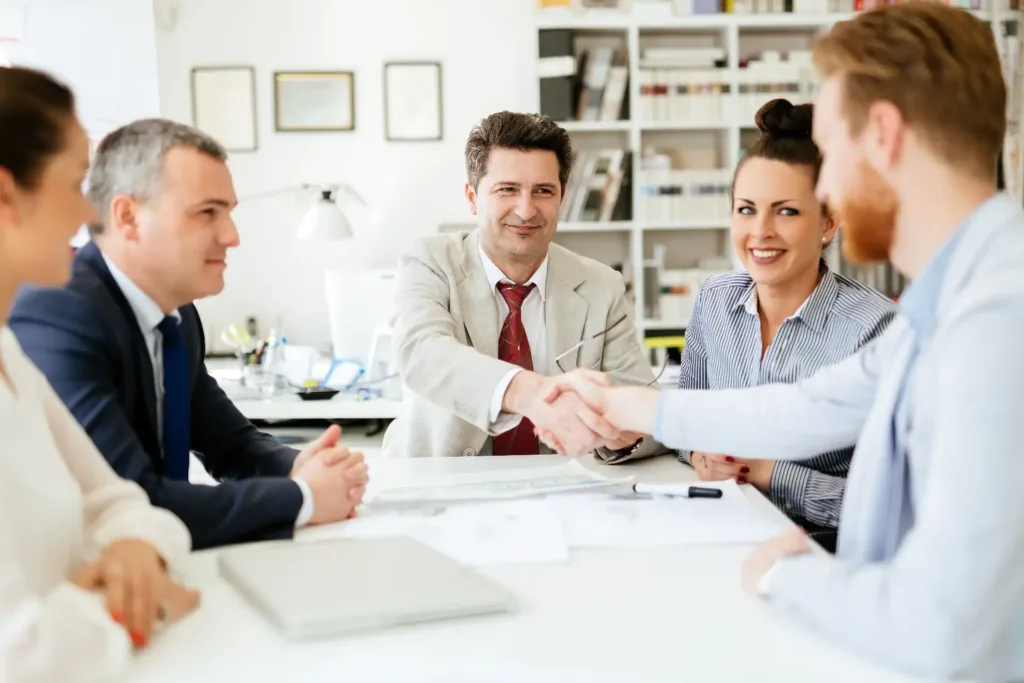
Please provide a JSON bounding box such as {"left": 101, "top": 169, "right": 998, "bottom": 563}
{"left": 0, "top": 326, "right": 191, "bottom": 683}
{"left": 480, "top": 248, "right": 549, "bottom": 437}
{"left": 102, "top": 255, "right": 178, "bottom": 441}
{"left": 101, "top": 256, "right": 313, "bottom": 526}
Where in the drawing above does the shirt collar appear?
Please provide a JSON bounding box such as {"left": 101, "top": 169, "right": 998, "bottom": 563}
{"left": 478, "top": 246, "right": 548, "bottom": 301}
{"left": 102, "top": 253, "right": 179, "bottom": 332}
{"left": 897, "top": 193, "right": 1002, "bottom": 337}
{"left": 734, "top": 261, "right": 838, "bottom": 332}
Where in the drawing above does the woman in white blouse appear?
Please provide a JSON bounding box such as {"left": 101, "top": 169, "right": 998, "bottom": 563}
{"left": 0, "top": 67, "right": 198, "bottom": 682}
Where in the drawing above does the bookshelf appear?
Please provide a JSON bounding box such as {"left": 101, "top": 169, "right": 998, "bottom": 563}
{"left": 536, "top": 3, "right": 1024, "bottom": 334}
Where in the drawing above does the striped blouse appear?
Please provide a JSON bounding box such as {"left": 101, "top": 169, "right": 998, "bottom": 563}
{"left": 676, "top": 265, "right": 896, "bottom": 529}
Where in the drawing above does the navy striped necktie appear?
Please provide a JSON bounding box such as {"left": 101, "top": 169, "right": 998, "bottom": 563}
{"left": 157, "top": 316, "right": 190, "bottom": 481}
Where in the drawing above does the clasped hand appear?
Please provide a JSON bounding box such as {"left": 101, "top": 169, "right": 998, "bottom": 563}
{"left": 73, "top": 539, "right": 199, "bottom": 649}
{"left": 290, "top": 424, "right": 370, "bottom": 525}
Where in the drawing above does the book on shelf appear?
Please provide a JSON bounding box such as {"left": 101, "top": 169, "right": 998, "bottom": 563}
{"left": 539, "top": 31, "right": 629, "bottom": 123}
{"left": 561, "top": 149, "right": 632, "bottom": 222}
{"left": 536, "top": 0, "right": 1019, "bottom": 14}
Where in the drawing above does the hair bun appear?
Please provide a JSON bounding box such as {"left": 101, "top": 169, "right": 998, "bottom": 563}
{"left": 754, "top": 98, "right": 813, "bottom": 140}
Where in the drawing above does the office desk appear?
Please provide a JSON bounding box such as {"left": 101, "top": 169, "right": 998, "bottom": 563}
{"left": 206, "top": 359, "right": 402, "bottom": 421}
{"left": 228, "top": 394, "right": 402, "bottom": 421}
{"left": 127, "top": 455, "right": 932, "bottom": 683}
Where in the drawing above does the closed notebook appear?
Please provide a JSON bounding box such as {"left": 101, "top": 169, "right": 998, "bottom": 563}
{"left": 218, "top": 536, "right": 518, "bottom": 640}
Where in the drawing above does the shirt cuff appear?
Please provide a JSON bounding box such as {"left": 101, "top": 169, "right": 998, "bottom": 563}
{"left": 293, "top": 477, "right": 314, "bottom": 528}
{"left": 652, "top": 391, "right": 672, "bottom": 445}
{"left": 758, "top": 561, "right": 781, "bottom": 597}
{"left": 490, "top": 367, "right": 524, "bottom": 423}
{"left": 768, "top": 461, "right": 812, "bottom": 522}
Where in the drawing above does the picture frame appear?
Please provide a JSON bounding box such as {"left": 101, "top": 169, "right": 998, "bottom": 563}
{"left": 383, "top": 61, "right": 443, "bottom": 142}
{"left": 274, "top": 71, "right": 355, "bottom": 132}
{"left": 190, "top": 66, "right": 257, "bottom": 152}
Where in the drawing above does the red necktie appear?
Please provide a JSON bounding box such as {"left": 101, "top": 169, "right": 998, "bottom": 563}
{"left": 492, "top": 282, "right": 540, "bottom": 456}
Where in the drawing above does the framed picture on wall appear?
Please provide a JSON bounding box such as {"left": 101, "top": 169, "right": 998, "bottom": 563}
{"left": 191, "top": 66, "right": 257, "bottom": 152}
{"left": 274, "top": 71, "right": 355, "bottom": 132}
{"left": 383, "top": 62, "right": 443, "bottom": 142}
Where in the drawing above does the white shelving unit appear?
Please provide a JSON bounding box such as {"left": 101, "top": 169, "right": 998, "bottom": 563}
{"left": 537, "top": 7, "right": 1024, "bottom": 334}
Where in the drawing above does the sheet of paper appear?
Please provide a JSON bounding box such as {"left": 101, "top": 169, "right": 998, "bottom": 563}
{"left": 368, "top": 459, "right": 630, "bottom": 505}
{"left": 297, "top": 499, "right": 569, "bottom": 567}
{"left": 552, "top": 480, "right": 784, "bottom": 548}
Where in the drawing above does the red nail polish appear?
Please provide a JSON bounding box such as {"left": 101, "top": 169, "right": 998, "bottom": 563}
{"left": 737, "top": 477, "right": 747, "bottom": 485}
{"left": 110, "top": 611, "right": 123, "bottom": 624}
{"left": 725, "top": 456, "right": 735, "bottom": 463}
{"left": 130, "top": 630, "right": 147, "bottom": 648}
{"left": 741, "top": 466, "right": 750, "bottom": 474}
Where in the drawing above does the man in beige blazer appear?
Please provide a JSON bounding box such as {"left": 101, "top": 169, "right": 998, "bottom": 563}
{"left": 382, "top": 111, "right": 653, "bottom": 458}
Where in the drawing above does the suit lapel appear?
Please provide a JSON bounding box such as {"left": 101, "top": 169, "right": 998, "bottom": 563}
{"left": 545, "top": 246, "right": 589, "bottom": 373}
{"left": 457, "top": 231, "right": 500, "bottom": 358}
{"left": 80, "top": 243, "right": 161, "bottom": 443}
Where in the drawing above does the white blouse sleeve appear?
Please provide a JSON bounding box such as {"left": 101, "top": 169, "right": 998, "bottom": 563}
{"left": 0, "top": 348, "right": 194, "bottom": 683}
{"left": 35, "top": 362, "right": 192, "bottom": 566}
{"left": 0, "top": 511, "right": 132, "bottom": 683}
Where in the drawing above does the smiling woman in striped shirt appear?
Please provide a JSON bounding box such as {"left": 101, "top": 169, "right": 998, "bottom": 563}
{"left": 676, "top": 98, "right": 895, "bottom": 543}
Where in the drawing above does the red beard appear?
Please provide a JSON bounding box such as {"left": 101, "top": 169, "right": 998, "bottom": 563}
{"left": 834, "top": 161, "right": 898, "bottom": 265}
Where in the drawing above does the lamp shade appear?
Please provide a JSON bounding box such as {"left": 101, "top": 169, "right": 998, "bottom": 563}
{"left": 297, "top": 189, "right": 352, "bottom": 240}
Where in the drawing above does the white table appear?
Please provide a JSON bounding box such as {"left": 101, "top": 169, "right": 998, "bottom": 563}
{"left": 206, "top": 359, "right": 403, "bottom": 421}
{"left": 228, "top": 394, "right": 403, "bottom": 421}
{"left": 127, "top": 455, "right": 933, "bottom": 683}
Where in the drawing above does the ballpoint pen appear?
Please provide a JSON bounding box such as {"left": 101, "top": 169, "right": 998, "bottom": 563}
{"left": 631, "top": 483, "right": 723, "bottom": 499}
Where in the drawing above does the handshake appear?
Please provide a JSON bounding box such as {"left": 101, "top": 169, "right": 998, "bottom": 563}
{"left": 504, "top": 369, "right": 661, "bottom": 456}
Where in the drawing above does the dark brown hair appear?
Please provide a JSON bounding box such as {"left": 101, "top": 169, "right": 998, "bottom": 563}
{"left": 465, "top": 111, "right": 574, "bottom": 193}
{"left": 813, "top": 3, "right": 1004, "bottom": 179}
{"left": 0, "top": 67, "right": 75, "bottom": 189}
{"left": 733, "top": 98, "right": 821, "bottom": 204}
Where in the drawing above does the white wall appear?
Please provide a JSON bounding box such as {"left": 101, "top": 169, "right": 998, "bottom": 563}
{"left": 155, "top": 0, "right": 539, "bottom": 352}
{"left": 5, "top": 0, "right": 162, "bottom": 245}
{"left": 7, "top": 0, "right": 162, "bottom": 136}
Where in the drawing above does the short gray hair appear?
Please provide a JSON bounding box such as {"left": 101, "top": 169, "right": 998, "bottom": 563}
{"left": 87, "top": 118, "right": 227, "bottom": 236}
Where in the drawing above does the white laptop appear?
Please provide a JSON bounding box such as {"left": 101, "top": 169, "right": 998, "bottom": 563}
{"left": 217, "top": 536, "right": 517, "bottom": 639}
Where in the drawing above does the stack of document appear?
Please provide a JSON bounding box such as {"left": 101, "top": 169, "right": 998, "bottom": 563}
{"left": 366, "top": 459, "right": 629, "bottom": 504}
{"left": 299, "top": 463, "right": 783, "bottom": 567}
{"left": 299, "top": 499, "right": 569, "bottom": 567}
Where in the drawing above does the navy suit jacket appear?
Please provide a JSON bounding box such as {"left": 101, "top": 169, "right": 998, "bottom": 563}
{"left": 9, "top": 242, "right": 302, "bottom": 549}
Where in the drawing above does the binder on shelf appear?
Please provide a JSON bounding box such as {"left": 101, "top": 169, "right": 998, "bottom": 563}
{"left": 539, "top": 30, "right": 577, "bottom": 122}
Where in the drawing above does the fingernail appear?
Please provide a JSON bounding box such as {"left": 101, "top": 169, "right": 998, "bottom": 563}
{"left": 110, "top": 611, "right": 123, "bottom": 624}
{"left": 741, "top": 466, "right": 750, "bottom": 474}
{"left": 725, "top": 456, "right": 735, "bottom": 463}
{"left": 737, "top": 477, "right": 747, "bottom": 485}
{"left": 130, "top": 630, "right": 147, "bottom": 648}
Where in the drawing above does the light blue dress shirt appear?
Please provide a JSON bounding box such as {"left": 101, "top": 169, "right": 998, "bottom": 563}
{"left": 651, "top": 192, "right": 1024, "bottom": 682}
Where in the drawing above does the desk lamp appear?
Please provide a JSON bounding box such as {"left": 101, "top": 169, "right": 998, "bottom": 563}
{"left": 242, "top": 183, "right": 368, "bottom": 241}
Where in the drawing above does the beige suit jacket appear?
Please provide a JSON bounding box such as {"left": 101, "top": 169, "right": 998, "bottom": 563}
{"left": 382, "top": 230, "right": 653, "bottom": 458}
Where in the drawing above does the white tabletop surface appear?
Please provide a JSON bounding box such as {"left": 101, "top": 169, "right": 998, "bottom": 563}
{"left": 227, "top": 394, "right": 403, "bottom": 421}
{"left": 206, "top": 359, "right": 403, "bottom": 420}
{"left": 128, "top": 455, "right": 935, "bottom": 683}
